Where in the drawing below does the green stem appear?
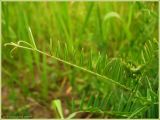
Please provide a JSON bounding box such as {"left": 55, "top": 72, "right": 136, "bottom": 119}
{"left": 4, "top": 43, "right": 131, "bottom": 91}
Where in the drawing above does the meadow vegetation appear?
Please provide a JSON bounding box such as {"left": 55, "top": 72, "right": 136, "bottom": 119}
{"left": 2, "top": 1, "right": 159, "bottom": 118}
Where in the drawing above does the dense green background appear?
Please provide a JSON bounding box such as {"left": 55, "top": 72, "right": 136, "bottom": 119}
{"left": 2, "top": 1, "right": 158, "bottom": 118}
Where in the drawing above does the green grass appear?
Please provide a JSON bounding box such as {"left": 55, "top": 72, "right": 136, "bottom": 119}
{"left": 2, "top": 1, "right": 158, "bottom": 119}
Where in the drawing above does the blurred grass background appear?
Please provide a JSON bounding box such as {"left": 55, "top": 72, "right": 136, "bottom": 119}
{"left": 2, "top": 1, "right": 158, "bottom": 118}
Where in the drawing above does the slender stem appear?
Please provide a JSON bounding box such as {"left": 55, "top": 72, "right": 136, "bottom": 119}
{"left": 37, "top": 50, "right": 131, "bottom": 91}
{"left": 5, "top": 43, "right": 132, "bottom": 91}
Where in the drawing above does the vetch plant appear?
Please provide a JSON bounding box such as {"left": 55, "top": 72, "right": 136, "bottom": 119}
{"left": 5, "top": 27, "right": 132, "bottom": 91}
{"left": 2, "top": 2, "right": 158, "bottom": 118}
{"left": 4, "top": 27, "right": 158, "bottom": 118}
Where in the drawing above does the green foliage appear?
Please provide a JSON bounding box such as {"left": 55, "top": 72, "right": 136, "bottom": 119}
{"left": 51, "top": 99, "right": 64, "bottom": 119}
{"left": 2, "top": 1, "right": 158, "bottom": 119}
